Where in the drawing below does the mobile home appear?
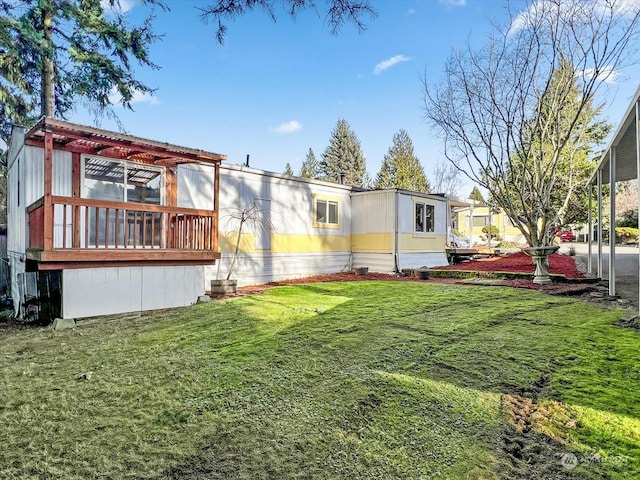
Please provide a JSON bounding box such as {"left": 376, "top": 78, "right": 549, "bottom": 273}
{"left": 7, "top": 118, "right": 225, "bottom": 320}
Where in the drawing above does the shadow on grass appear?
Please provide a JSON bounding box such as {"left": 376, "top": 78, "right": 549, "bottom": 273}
{"left": 161, "top": 282, "right": 638, "bottom": 479}
{"left": 2, "top": 281, "right": 638, "bottom": 479}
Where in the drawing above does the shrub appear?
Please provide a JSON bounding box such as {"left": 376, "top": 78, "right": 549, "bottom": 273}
{"left": 615, "top": 227, "right": 639, "bottom": 244}
{"left": 480, "top": 225, "right": 502, "bottom": 242}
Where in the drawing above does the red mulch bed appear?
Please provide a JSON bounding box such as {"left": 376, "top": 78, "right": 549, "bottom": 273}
{"left": 434, "top": 252, "right": 584, "bottom": 279}
{"left": 232, "top": 252, "right": 587, "bottom": 296}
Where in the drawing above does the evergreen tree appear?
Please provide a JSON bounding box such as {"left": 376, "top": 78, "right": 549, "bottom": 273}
{"left": 469, "top": 186, "right": 485, "bottom": 204}
{"left": 299, "top": 148, "right": 321, "bottom": 179}
{"left": 200, "top": 1, "right": 376, "bottom": 45}
{"left": 0, "top": 0, "right": 165, "bottom": 137}
{"left": 283, "top": 163, "right": 293, "bottom": 175}
{"left": 321, "top": 119, "right": 368, "bottom": 187}
{"left": 374, "top": 129, "right": 429, "bottom": 192}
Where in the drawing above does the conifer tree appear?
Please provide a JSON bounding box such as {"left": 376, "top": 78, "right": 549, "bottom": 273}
{"left": 374, "top": 129, "right": 429, "bottom": 192}
{"left": 321, "top": 119, "right": 368, "bottom": 187}
{"left": 283, "top": 163, "right": 293, "bottom": 175}
{"left": 0, "top": 0, "right": 164, "bottom": 137}
{"left": 469, "top": 186, "right": 485, "bottom": 204}
{"left": 299, "top": 148, "right": 321, "bottom": 179}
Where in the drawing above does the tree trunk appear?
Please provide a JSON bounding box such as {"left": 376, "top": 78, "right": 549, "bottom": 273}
{"left": 41, "top": 3, "right": 55, "bottom": 117}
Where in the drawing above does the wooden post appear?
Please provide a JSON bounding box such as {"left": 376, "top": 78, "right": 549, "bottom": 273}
{"left": 72, "top": 152, "right": 81, "bottom": 247}
{"left": 165, "top": 167, "right": 177, "bottom": 249}
{"left": 43, "top": 130, "right": 54, "bottom": 251}
{"left": 213, "top": 162, "right": 220, "bottom": 253}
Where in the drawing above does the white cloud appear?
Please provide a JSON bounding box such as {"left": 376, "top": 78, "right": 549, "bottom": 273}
{"left": 439, "top": 0, "right": 467, "bottom": 6}
{"left": 510, "top": 0, "right": 640, "bottom": 35}
{"left": 270, "top": 120, "right": 303, "bottom": 134}
{"left": 109, "top": 87, "right": 160, "bottom": 106}
{"left": 373, "top": 55, "right": 411, "bottom": 75}
{"left": 578, "top": 66, "right": 619, "bottom": 84}
{"left": 100, "top": 0, "right": 135, "bottom": 13}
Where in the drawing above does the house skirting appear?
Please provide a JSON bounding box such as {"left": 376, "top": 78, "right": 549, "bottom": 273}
{"left": 205, "top": 252, "right": 352, "bottom": 287}
{"left": 62, "top": 265, "right": 205, "bottom": 319}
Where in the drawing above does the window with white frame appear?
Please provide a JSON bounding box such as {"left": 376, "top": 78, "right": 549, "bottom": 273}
{"left": 472, "top": 215, "right": 490, "bottom": 227}
{"left": 415, "top": 202, "right": 435, "bottom": 233}
{"left": 314, "top": 198, "right": 339, "bottom": 226}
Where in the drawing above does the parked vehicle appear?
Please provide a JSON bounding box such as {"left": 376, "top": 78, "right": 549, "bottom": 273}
{"left": 449, "top": 233, "right": 471, "bottom": 248}
{"left": 557, "top": 230, "right": 575, "bottom": 242}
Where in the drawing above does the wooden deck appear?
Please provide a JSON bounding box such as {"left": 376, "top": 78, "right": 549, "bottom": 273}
{"left": 27, "top": 196, "right": 219, "bottom": 267}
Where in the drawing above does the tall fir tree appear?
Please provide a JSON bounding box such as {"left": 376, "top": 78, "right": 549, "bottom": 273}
{"left": 374, "top": 129, "right": 429, "bottom": 192}
{"left": 469, "top": 186, "right": 485, "bottom": 204}
{"left": 283, "top": 163, "right": 293, "bottom": 175}
{"left": 321, "top": 119, "right": 368, "bottom": 187}
{"left": 0, "top": 0, "right": 165, "bottom": 138}
{"left": 299, "top": 148, "right": 321, "bottom": 179}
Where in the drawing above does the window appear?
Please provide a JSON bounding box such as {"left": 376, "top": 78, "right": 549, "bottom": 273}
{"left": 82, "top": 156, "right": 163, "bottom": 205}
{"left": 415, "top": 202, "right": 434, "bottom": 233}
{"left": 82, "top": 156, "right": 164, "bottom": 247}
{"left": 472, "top": 215, "right": 490, "bottom": 227}
{"left": 314, "top": 198, "right": 339, "bottom": 226}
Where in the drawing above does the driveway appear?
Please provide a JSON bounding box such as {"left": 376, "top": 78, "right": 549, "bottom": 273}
{"left": 559, "top": 242, "right": 639, "bottom": 308}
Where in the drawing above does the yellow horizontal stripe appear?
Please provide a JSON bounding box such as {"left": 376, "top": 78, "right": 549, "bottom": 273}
{"left": 351, "top": 233, "right": 393, "bottom": 252}
{"left": 220, "top": 232, "right": 350, "bottom": 254}
{"left": 400, "top": 233, "right": 445, "bottom": 252}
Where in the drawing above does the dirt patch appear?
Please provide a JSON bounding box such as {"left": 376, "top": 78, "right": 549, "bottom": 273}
{"left": 498, "top": 371, "right": 581, "bottom": 479}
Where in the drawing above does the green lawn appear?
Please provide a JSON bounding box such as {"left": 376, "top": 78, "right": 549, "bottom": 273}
{"left": 1, "top": 281, "right": 639, "bottom": 479}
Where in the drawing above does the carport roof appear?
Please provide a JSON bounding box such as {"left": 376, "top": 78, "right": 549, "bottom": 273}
{"left": 589, "top": 85, "right": 640, "bottom": 185}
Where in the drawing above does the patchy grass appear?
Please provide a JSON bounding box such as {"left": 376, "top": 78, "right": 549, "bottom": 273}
{"left": 1, "top": 282, "right": 639, "bottom": 479}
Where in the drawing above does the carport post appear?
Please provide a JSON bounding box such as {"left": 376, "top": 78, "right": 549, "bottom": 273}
{"left": 636, "top": 99, "right": 640, "bottom": 309}
{"left": 587, "top": 184, "right": 593, "bottom": 274}
{"left": 597, "top": 169, "right": 603, "bottom": 280}
{"left": 609, "top": 148, "right": 616, "bottom": 297}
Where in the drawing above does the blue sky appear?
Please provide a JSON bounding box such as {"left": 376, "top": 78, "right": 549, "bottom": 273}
{"left": 70, "top": 0, "right": 640, "bottom": 198}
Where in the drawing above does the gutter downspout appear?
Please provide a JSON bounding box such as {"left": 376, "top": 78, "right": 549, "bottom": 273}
{"left": 394, "top": 190, "right": 400, "bottom": 273}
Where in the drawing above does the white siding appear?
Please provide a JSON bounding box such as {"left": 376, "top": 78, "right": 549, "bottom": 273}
{"left": 205, "top": 252, "right": 351, "bottom": 287}
{"left": 178, "top": 164, "right": 215, "bottom": 210}
{"left": 219, "top": 165, "right": 352, "bottom": 238}
{"left": 398, "top": 193, "right": 448, "bottom": 235}
{"left": 24, "top": 146, "right": 44, "bottom": 207}
{"left": 7, "top": 127, "right": 26, "bottom": 316}
{"left": 398, "top": 252, "right": 449, "bottom": 270}
{"left": 352, "top": 253, "right": 395, "bottom": 273}
{"left": 351, "top": 191, "right": 395, "bottom": 234}
{"left": 63, "top": 265, "right": 205, "bottom": 319}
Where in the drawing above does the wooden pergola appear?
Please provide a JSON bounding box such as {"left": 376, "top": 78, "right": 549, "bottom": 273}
{"left": 588, "top": 85, "right": 640, "bottom": 302}
{"left": 24, "top": 117, "right": 226, "bottom": 269}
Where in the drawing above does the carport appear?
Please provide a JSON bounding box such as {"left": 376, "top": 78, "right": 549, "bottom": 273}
{"left": 588, "top": 85, "right": 640, "bottom": 304}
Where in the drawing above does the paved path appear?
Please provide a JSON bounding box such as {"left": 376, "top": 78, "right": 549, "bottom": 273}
{"left": 559, "top": 242, "right": 639, "bottom": 308}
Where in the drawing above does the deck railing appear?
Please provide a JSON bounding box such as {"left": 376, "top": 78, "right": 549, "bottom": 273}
{"left": 27, "top": 196, "right": 218, "bottom": 254}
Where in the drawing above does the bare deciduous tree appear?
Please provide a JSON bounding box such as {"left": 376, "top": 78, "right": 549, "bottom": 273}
{"left": 423, "top": 0, "right": 640, "bottom": 248}
{"left": 432, "top": 159, "right": 460, "bottom": 197}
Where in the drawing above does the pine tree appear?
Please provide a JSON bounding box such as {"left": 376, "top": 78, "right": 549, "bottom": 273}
{"left": 299, "top": 148, "right": 321, "bottom": 179}
{"left": 469, "top": 186, "right": 485, "bottom": 204}
{"left": 0, "top": 0, "right": 164, "bottom": 137}
{"left": 321, "top": 119, "right": 368, "bottom": 187}
{"left": 283, "top": 163, "right": 293, "bottom": 175}
{"left": 374, "top": 129, "right": 429, "bottom": 192}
